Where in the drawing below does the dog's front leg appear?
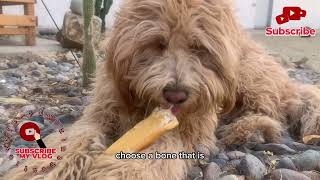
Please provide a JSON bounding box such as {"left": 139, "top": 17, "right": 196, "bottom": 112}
{"left": 217, "top": 113, "right": 283, "bottom": 146}
{"left": 87, "top": 131, "right": 192, "bottom": 180}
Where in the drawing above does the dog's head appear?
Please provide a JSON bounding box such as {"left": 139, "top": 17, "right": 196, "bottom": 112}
{"left": 107, "top": 0, "right": 243, "bottom": 116}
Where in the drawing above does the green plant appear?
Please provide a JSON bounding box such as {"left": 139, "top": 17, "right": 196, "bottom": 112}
{"left": 82, "top": 0, "right": 96, "bottom": 87}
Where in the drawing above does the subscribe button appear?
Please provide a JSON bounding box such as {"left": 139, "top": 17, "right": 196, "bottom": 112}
{"left": 19, "top": 122, "right": 41, "bottom": 141}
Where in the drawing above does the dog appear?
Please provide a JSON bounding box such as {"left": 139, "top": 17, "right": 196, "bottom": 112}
{"left": 4, "top": 0, "right": 320, "bottom": 179}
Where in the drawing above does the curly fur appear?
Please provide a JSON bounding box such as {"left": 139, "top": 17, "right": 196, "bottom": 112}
{"left": 3, "top": 0, "right": 320, "bottom": 179}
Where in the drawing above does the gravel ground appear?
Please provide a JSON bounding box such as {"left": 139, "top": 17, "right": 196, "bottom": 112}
{"left": 0, "top": 51, "right": 319, "bottom": 179}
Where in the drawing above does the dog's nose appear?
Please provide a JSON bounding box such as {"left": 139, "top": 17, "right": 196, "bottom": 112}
{"left": 163, "top": 88, "right": 188, "bottom": 104}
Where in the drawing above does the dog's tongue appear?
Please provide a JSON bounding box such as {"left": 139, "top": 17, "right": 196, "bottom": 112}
{"left": 159, "top": 104, "right": 180, "bottom": 115}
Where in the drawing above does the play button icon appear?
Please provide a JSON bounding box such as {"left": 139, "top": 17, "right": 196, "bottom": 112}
{"left": 290, "top": 10, "right": 295, "bottom": 16}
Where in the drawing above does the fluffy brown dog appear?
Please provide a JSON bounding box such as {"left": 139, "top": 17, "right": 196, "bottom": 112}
{"left": 3, "top": 0, "right": 320, "bottom": 179}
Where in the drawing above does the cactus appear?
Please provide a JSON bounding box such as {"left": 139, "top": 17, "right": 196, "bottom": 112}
{"left": 100, "top": 0, "right": 113, "bottom": 32}
{"left": 82, "top": 0, "right": 96, "bottom": 87}
{"left": 95, "top": 0, "right": 102, "bottom": 17}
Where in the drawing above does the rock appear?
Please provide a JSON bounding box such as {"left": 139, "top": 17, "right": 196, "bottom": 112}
{"left": 219, "top": 175, "right": 240, "bottom": 180}
{"left": 20, "top": 87, "right": 28, "bottom": 92}
{"left": 265, "top": 169, "right": 311, "bottom": 180}
{"left": 70, "top": 0, "right": 83, "bottom": 15}
{"left": 302, "top": 171, "right": 320, "bottom": 180}
{"left": 0, "top": 106, "right": 9, "bottom": 120}
{"left": 0, "top": 63, "right": 8, "bottom": 70}
{"left": 61, "top": 62, "right": 74, "bottom": 69}
{"left": 58, "top": 65, "right": 70, "bottom": 72}
{"left": 32, "top": 87, "right": 43, "bottom": 94}
{"left": 58, "top": 114, "right": 77, "bottom": 124}
{"left": 31, "top": 70, "right": 41, "bottom": 76}
{"left": 7, "top": 62, "right": 18, "bottom": 68}
{"left": 276, "top": 157, "right": 297, "bottom": 170}
{"left": 55, "top": 74, "right": 70, "bottom": 83}
{"left": 194, "top": 144, "right": 211, "bottom": 163}
{"left": 64, "top": 97, "right": 83, "bottom": 106}
{"left": 217, "top": 153, "right": 229, "bottom": 161}
{"left": 68, "top": 89, "right": 81, "bottom": 97}
{"left": 211, "top": 159, "right": 227, "bottom": 167}
{"left": 203, "top": 162, "right": 221, "bottom": 180}
{"left": 45, "top": 61, "right": 58, "bottom": 68}
{"left": 0, "top": 84, "right": 17, "bottom": 96}
{"left": 21, "top": 105, "right": 36, "bottom": 112}
{"left": 6, "top": 71, "right": 22, "bottom": 78}
{"left": 238, "top": 154, "right": 266, "bottom": 180}
{"left": 292, "top": 150, "right": 320, "bottom": 171}
{"left": 229, "top": 159, "right": 241, "bottom": 168}
{"left": 46, "top": 69, "right": 58, "bottom": 75}
{"left": 227, "top": 151, "right": 245, "bottom": 160}
{"left": 81, "top": 96, "right": 91, "bottom": 106}
{"left": 44, "top": 107, "right": 60, "bottom": 116}
{"left": 252, "top": 143, "right": 296, "bottom": 155}
{"left": 59, "top": 11, "right": 101, "bottom": 48}
{"left": 70, "top": 110, "right": 81, "bottom": 118}
{"left": 187, "top": 166, "right": 203, "bottom": 180}
{"left": 285, "top": 142, "right": 320, "bottom": 151}
{"left": 0, "top": 153, "right": 17, "bottom": 176}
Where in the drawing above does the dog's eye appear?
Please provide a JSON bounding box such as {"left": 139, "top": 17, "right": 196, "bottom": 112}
{"left": 159, "top": 41, "right": 166, "bottom": 51}
{"left": 190, "top": 44, "right": 209, "bottom": 57}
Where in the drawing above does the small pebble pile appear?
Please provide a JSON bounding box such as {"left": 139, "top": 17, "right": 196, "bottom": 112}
{"left": 0, "top": 52, "right": 320, "bottom": 179}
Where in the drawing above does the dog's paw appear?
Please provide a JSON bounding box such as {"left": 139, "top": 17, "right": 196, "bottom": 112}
{"left": 217, "top": 124, "right": 269, "bottom": 146}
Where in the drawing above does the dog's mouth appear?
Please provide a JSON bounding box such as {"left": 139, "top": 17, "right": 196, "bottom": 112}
{"left": 160, "top": 103, "right": 181, "bottom": 115}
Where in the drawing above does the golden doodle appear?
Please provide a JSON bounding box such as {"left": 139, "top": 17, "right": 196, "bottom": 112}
{"left": 4, "top": 0, "right": 320, "bottom": 179}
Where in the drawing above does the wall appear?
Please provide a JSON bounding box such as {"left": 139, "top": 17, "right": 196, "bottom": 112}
{"left": 2, "top": 0, "right": 319, "bottom": 31}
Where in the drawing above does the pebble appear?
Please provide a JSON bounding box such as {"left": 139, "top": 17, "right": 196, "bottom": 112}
{"left": 302, "top": 171, "right": 320, "bottom": 180}
{"left": 31, "top": 70, "right": 41, "bottom": 76}
{"left": 58, "top": 114, "right": 77, "bottom": 124}
{"left": 292, "top": 150, "right": 320, "bottom": 171}
{"left": 81, "top": 96, "right": 91, "bottom": 106}
{"left": 0, "top": 63, "right": 8, "bottom": 70}
{"left": 68, "top": 89, "right": 81, "bottom": 97}
{"left": 203, "top": 162, "right": 221, "bottom": 180}
{"left": 56, "top": 74, "right": 70, "bottom": 83}
{"left": 7, "top": 62, "right": 18, "bottom": 69}
{"left": 58, "top": 65, "right": 71, "bottom": 72}
{"left": 211, "top": 158, "right": 227, "bottom": 167}
{"left": 21, "top": 105, "right": 36, "bottom": 112}
{"left": 45, "top": 61, "right": 58, "bottom": 68}
{"left": 252, "top": 143, "right": 296, "bottom": 155}
{"left": 46, "top": 69, "right": 58, "bottom": 75}
{"left": 217, "top": 152, "right": 229, "bottom": 161}
{"left": 219, "top": 175, "right": 241, "bottom": 180}
{"left": 20, "top": 87, "right": 28, "bottom": 92}
{"left": 61, "top": 62, "right": 74, "bottom": 69}
{"left": 6, "top": 71, "right": 22, "bottom": 79}
{"left": 276, "top": 157, "right": 297, "bottom": 170}
{"left": 227, "top": 151, "right": 245, "bottom": 160}
{"left": 187, "top": 166, "right": 203, "bottom": 180}
{"left": 238, "top": 154, "right": 266, "bottom": 180}
{"left": 0, "top": 84, "right": 17, "bottom": 96}
{"left": 265, "top": 169, "right": 311, "bottom": 180}
{"left": 285, "top": 142, "right": 320, "bottom": 151}
{"left": 64, "top": 97, "right": 83, "bottom": 106}
{"left": 0, "top": 106, "right": 9, "bottom": 118}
